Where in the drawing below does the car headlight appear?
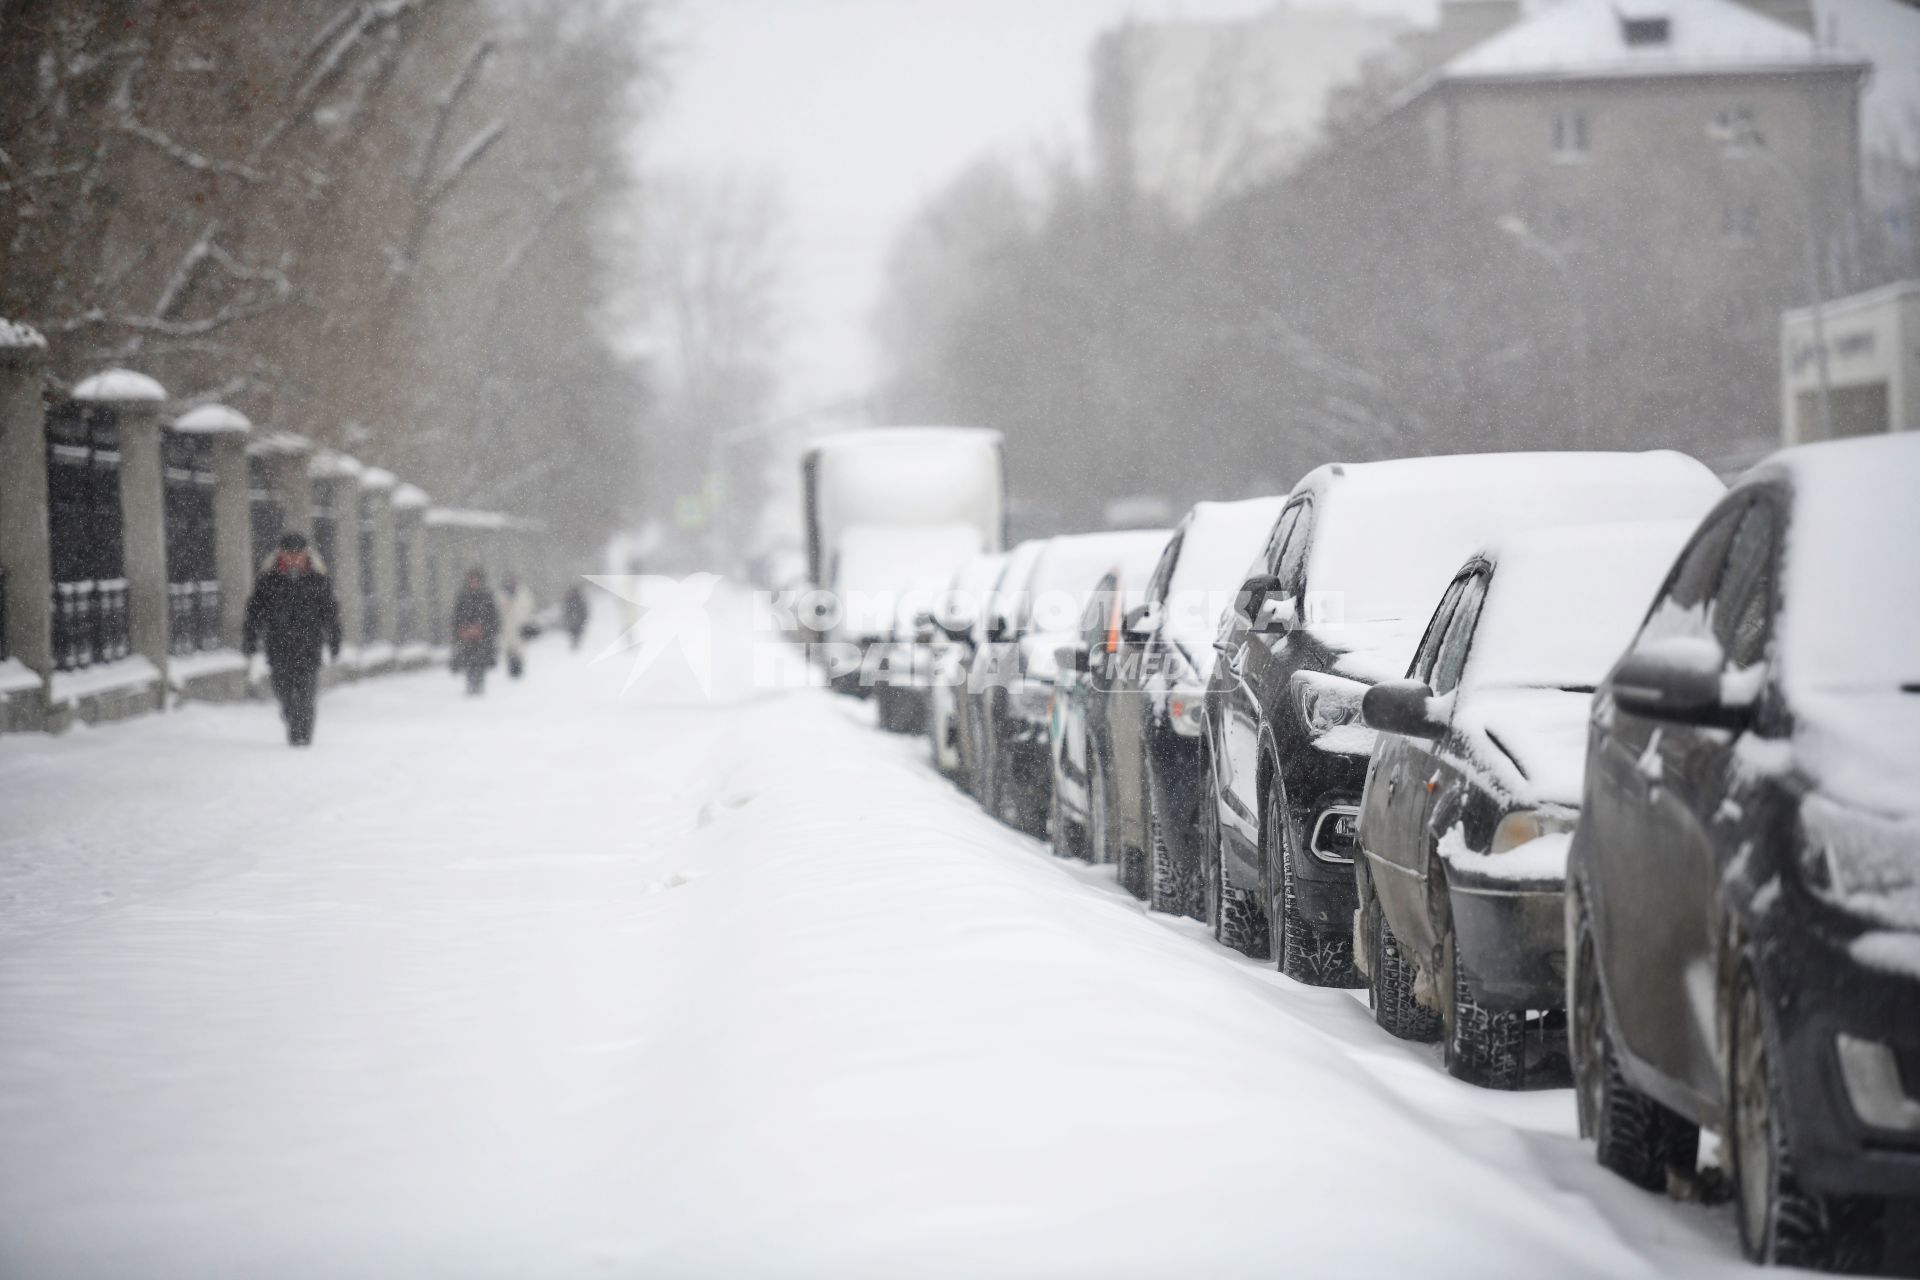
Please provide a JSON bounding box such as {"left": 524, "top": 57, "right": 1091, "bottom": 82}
{"left": 1490, "top": 807, "right": 1578, "bottom": 854}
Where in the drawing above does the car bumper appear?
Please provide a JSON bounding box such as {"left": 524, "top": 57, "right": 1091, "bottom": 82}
{"left": 1448, "top": 873, "right": 1566, "bottom": 1012}
{"left": 1286, "top": 750, "right": 1370, "bottom": 929}
{"left": 1757, "top": 920, "right": 1920, "bottom": 1199}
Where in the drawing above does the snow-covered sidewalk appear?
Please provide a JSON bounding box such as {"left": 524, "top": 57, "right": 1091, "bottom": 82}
{"left": 1, "top": 597, "right": 1756, "bottom": 1278}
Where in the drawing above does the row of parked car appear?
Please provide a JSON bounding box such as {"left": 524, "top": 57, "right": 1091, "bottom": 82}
{"left": 843, "top": 433, "right": 1919, "bottom": 1274}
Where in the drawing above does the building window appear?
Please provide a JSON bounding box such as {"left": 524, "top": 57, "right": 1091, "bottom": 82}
{"left": 1551, "top": 110, "right": 1590, "bottom": 158}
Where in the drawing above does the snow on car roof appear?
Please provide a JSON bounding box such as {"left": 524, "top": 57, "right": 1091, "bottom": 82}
{"left": 1441, "top": 0, "right": 1861, "bottom": 84}
{"left": 1298, "top": 451, "right": 1723, "bottom": 657}
{"left": 1463, "top": 519, "right": 1706, "bottom": 694}
{"left": 1020, "top": 529, "right": 1171, "bottom": 633}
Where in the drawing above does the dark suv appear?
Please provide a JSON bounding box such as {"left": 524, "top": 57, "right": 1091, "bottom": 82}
{"left": 1203, "top": 451, "right": 1728, "bottom": 986}
{"left": 1566, "top": 434, "right": 1920, "bottom": 1271}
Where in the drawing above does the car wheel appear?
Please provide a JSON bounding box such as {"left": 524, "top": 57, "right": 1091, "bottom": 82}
{"left": 1569, "top": 892, "right": 1698, "bottom": 1190}
{"left": 1144, "top": 805, "right": 1175, "bottom": 917}
{"left": 1365, "top": 871, "right": 1440, "bottom": 1043}
{"left": 1265, "top": 781, "right": 1355, "bottom": 986}
{"left": 1203, "top": 761, "right": 1228, "bottom": 941}
{"left": 1088, "top": 756, "right": 1111, "bottom": 866}
{"left": 1049, "top": 781, "right": 1084, "bottom": 860}
{"left": 1729, "top": 963, "right": 1886, "bottom": 1271}
{"left": 1440, "top": 919, "right": 1525, "bottom": 1088}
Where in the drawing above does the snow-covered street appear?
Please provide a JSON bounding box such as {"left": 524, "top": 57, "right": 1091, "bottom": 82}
{"left": 2, "top": 598, "right": 1759, "bottom": 1278}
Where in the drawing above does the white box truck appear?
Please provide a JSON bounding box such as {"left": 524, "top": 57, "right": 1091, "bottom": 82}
{"left": 800, "top": 427, "right": 1006, "bottom": 701}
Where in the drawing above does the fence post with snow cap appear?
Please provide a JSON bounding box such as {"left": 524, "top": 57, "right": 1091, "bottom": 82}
{"left": 72, "top": 369, "right": 170, "bottom": 720}
{"left": 0, "top": 320, "right": 53, "bottom": 731}
{"left": 165, "top": 403, "right": 256, "bottom": 702}
{"left": 360, "top": 467, "right": 399, "bottom": 669}
{"left": 309, "top": 450, "right": 365, "bottom": 677}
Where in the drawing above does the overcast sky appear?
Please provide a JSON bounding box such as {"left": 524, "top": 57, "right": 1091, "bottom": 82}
{"left": 637, "top": 0, "right": 1438, "bottom": 417}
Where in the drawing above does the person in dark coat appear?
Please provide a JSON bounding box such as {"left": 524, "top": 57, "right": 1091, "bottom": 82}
{"left": 242, "top": 531, "right": 342, "bottom": 746}
{"left": 562, "top": 585, "right": 589, "bottom": 650}
{"left": 451, "top": 568, "right": 500, "bottom": 695}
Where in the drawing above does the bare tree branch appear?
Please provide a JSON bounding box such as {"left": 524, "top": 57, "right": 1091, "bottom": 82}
{"left": 113, "top": 116, "right": 265, "bottom": 183}
{"left": 418, "top": 38, "right": 495, "bottom": 184}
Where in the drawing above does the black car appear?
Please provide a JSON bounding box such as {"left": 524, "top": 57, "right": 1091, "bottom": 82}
{"left": 1354, "top": 519, "right": 1709, "bottom": 1087}
{"left": 977, "top": 531, "right": 1168, "bottom": 836}
{"left": 1203, "top": 451, "right": 1728, "bottom": 985}
{"left": 1566, "top": 434, "right": 1920, "bottom": 1271}
{"left": 1090, "top": 497, "right": 1284, "bottom": 912}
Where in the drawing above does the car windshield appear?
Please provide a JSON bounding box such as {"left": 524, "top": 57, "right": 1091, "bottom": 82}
{"left": 1776, "top": 438, "right": 1920, "bottom": 693}
{"left": 1462, "top": 522, "right": 1698, "bottom": 693}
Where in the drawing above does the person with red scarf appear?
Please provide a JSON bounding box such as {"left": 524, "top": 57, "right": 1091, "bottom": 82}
{"left": 242, "top": 531, "right": 342, "bottom": 746}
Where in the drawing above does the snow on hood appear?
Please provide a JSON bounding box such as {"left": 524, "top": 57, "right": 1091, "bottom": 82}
{"left": 1452, "top": 688, "right": 1593, "bottom": 808}
{"left": 1162, "top": 496, "right": 1287, "bottom": 677}
{"left": 831, "top": 523, "right": 983, "bottom": 640}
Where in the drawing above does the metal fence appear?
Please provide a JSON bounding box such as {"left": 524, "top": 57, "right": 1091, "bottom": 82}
{"left": 52, "top": 578, "right": 131, "bottom": 671}
{"left": 167, "top": 580, "right": 222, "bottom": 655}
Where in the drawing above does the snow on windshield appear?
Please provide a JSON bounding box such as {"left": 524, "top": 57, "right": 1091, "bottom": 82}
{"left": 1772, "top": 434, "right": 1920, "bottom": 691}
{"left": 1306, "top": 452, "right": 1725, "bottom": 637}
{"left": 1017, "top": 530, "right": 1170, "bottom": 633}
{"left": 1463, "top": 520, "right": 1704, "bottom": 692}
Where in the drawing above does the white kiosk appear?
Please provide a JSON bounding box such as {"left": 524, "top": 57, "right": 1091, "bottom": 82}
{"left": 1781, "top": 280, "right": 1920, "bottom": 445}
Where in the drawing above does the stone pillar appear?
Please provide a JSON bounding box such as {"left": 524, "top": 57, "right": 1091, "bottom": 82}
{"left": 362, "top": 471, "right": 397, "bottom": 649}
{"left": 0, "top": 323, "right": 53, "bottom": 686}
{"left": 270, "top": 443, "right": 313, "bottom": 537}
{"left": 77, "top": 375, "right": 171, "bottom": 680}
{"left": 396, "top": 485, "right": 432, "bottom": 649}
{"left": 176, "top": 405, "right": 256, "bottom": 651}
{"left": 331, "top": 480, "right": 364, "bottom": 657}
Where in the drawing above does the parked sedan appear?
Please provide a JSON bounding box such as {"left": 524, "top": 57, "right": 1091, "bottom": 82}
{"left": 1203, "top": 451, "right": 1727, "bottom": 986}
{"left": 928, "top": 551, "right": 1008, "bottom": 778}
{"left": 1098, "top": 497, "right": 1285, "bottom": 912}
{"left": 1353, "top": 520, "right": 1709, "bottom": 1088}
{"left": 1048, "top": 569, "right": 1129, "bottom": 861}
{"left": 978, "top": 530, "right": 1169, "bottom": 835}
{"left": 1566, "top": 434, "right": 1920, "bottom": 1271}
{"left": 959, "top": 539, "right": 1045, "bottom": 802}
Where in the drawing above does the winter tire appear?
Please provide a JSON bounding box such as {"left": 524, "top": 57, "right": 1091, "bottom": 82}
{"left": 1366, "top": 876, "right": 1440, "bottom": 1043}
{"left": 1440, "top": 922, "right": 1525, "bottom": 1089}
{"left": 1729, "top": 963, "right": 1886, "bottom": 1271}
{"left": 1569, "top": 894, "right": 1698, "bottom": 1191}
{"left": 1147, "top": 802, "right": 1182, "bottom": 915}
{"left": 1265, "top": 782, "right": 1357, "bottom": 986}
{"left": 1050, "top": 782, "right": 1086, "bottom": 860}
{"left": 1088, "top": 756, "right": 1111, "bottom": 866}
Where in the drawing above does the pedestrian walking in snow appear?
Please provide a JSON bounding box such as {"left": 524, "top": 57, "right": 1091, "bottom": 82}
{"left": 562, "top": 585, "right": 589, "bottom": 650}
{"left": 242, "top": 531, "right": 342, "bottom": 746}
{"left": 451, "top": 568, "right": 500, "bottom": 696}
{"left": 498, "top": 577, "right": 536, "bottom": 679}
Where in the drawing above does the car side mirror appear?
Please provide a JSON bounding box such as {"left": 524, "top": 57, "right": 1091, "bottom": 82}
{"left": 1611, "top": 638, "right": 1747, "bottom": 729}
{"left": 1361, "top": 679, "right": 1446, "bottom": 739}
{"left": 1122, "top": 603, "right": 1160, "bottom": 642}
{"left": 1257, "top": 595, "right": 1298, "bottom": 635}
{"left": 1056, "top": 642, "right": 1090, "bottom": 673}
{"left": 1235, "top": 574, "right": 1283, "bottom": 624}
